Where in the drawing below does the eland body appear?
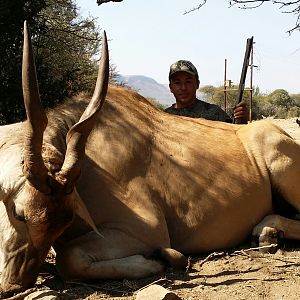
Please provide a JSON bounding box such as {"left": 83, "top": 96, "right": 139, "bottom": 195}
{"left": 1, "top": 23, "right": 300, "bottom": 296}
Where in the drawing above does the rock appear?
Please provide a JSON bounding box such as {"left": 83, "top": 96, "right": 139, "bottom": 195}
{"left": 24, "top": 290, "right": 60, "bottom": 300}
{"left": 135, "top": 284, "right": 182, "bottom": 300}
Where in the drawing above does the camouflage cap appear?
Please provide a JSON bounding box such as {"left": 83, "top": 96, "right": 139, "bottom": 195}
{"left": 169, "top": 60, "right": 198, "bottom": 80}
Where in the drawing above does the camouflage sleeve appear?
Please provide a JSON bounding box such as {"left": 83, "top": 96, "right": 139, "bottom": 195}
{"left": 192, "top": 101, "right": 232, "bottom": 123}
{"left": 214, "top": 106, "right": 233, "bottom": 123}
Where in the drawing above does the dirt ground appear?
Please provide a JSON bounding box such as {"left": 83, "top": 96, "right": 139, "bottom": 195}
{"left": 270, "top": 117, "right": 300, "bottom": 143}
{"left": 40, "top": 245, "right": 300, "bottom": 300}
{"left": 23, "top": 118, "right": 300, "bottom": 299}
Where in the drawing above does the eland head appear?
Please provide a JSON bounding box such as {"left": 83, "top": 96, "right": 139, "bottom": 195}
{"left": 0, "top": 21, "right": 109, "bottom": 296}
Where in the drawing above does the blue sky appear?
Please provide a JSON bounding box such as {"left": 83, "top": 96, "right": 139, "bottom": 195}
{"left": 77, "top": 0, "right": 300, "bottom": 94}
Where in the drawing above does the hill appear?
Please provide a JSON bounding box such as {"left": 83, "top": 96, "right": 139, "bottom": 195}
{"left": 116, "top": 75, "right": 174, "bottom": 106}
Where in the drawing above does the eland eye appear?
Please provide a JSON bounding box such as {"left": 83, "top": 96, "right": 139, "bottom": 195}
{"left": 62, "top": 211, "right": 74, "bottom": 224}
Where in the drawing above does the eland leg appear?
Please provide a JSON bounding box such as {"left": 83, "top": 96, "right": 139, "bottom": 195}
{"left": 55, "top": 229, "right": 186, "bottom": 280}
{"left": 252, "top": 214, "right": 300, "bottom": 252}
{"left": 257, "top": 135, "right": 300, "bottom": 250}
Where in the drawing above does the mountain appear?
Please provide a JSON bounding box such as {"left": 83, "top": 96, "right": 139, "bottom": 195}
{"left": 116, "top": 75, "right": 174, "bottom": 106}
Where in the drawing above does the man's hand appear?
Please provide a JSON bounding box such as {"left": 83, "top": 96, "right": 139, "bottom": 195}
{"left": 233, "top": 101, "right": 249, "bottom": 124}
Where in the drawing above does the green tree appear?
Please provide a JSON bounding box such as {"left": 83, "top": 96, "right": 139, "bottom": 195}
{"left": 0, "top": 0, "right": 101, "bottom": 124}
{"left": 253, "top": 89, "right": 300, "bottom": 119}
{"left": 269, "top": 89, "right": 294, "bottom": 109}
{"left": 286, "top": 106, "right": 300, "bottom": 118}
{"left": 200, "top": 84, "right": 300, "bottom": 120}
{"left": 0, "top": 0, "right": 47, "bottom": 124}
{"left": 146, "top": 97, "right": 168, "bottom": 111}
{"left": 199, "top": 85, "right": 216, "bottom": 102}
{"left": 200, "top": 85, "right": 251, "bottom": 117}
{"left": 251, "top": 94, "right": 265, "bottom": 119}
{"left": 291, "top": 93, "right": 300, "bottom": 107}
{"left": 34, "top": 0, "right": 101, "bottom": 108}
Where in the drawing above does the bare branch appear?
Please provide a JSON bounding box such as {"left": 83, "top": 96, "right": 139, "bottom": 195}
{"left": 184, "top": 0, "right": 207, "bottom": 15}
{"left": 198, "top": 251, "right": 225, "bottom": 267}
{"left": 287, "top": 23, "right": 300, "bottom": 34}
{"left": 96, "top": 0, "right": 123, "bottom": 6}
{"left": 187, "top": 1, "right": 300, "bottom": 33}
{"left": 229, "top": 0, "right": 271, "bottom": 9}
{"left": 230, "top": 0, "right": 300, "bottom": 33}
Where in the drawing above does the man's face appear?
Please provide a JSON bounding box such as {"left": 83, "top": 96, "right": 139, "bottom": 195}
{"left": 169, "top": 71, "right": 200, "bottom": 108}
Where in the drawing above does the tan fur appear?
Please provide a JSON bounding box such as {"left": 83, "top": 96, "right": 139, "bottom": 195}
{"left": 55, "top": 86, "right": 300, "bottom": 277}
{"left": 1, "top": 85, "right": 300, "bottom": 292}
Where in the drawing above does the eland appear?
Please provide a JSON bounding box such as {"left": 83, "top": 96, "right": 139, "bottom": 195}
{"left": 1, "top": 22, "right": 300, "bottom": 296}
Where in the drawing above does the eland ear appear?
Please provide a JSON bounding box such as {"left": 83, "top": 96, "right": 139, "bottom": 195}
{"left": 73, "top": 190, "right": 104, "bottom": 237}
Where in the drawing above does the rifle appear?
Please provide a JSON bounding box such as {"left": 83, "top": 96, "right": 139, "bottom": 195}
{"left": 234, "top": 36, "right": 253, "bottom": 124}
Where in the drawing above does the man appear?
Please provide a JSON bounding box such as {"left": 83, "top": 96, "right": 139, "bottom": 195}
{"left": 165, "top": 60, "right": 249, "bottom": 124}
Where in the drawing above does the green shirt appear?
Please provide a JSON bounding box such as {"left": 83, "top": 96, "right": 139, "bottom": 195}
{"left": 164, "top": 99, "right": 232, "bottom": 123}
